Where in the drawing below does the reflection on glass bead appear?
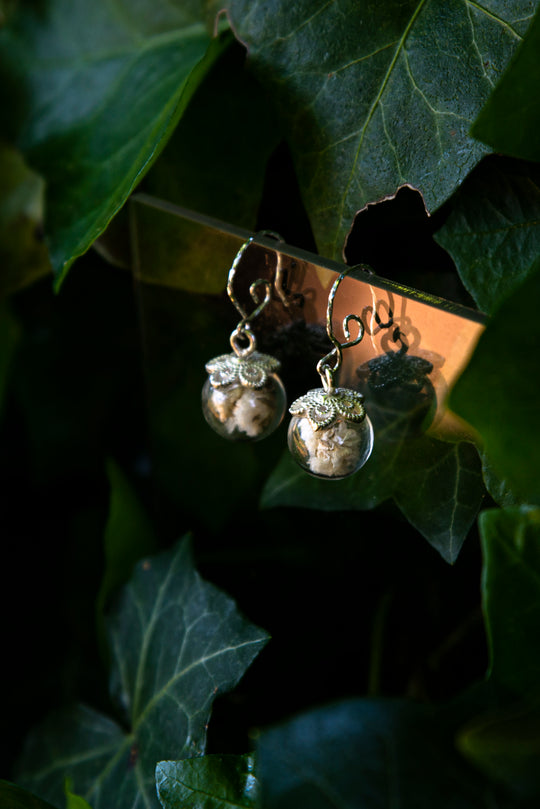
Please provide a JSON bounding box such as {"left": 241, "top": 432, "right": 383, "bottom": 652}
{"left": 202, "top": 375, "right": 286, "bottom": 442}
{"left": 288, "top": 412, "right": 374, "bottom": 480}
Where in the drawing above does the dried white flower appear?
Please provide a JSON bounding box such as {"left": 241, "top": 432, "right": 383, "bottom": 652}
{"left": 297, "top": 417, "right": 363, "bottom": 477}
{"left": 204, "top": 381, "right": 283, "bottom": 440}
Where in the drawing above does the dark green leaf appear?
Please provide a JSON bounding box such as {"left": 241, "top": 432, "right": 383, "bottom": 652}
{"left": 156, "top": 756, "right": 259, "bottom": 809}
{"left": 449, "top": 259, "right": 540, "bottom": 504}
{"left": 0, "top": 143, "right": 51, "bottom": 296}
{"left": 393, "top": 439, "right": 485, "bottom": 563}
{"left": 262, "top": 384, "right": 485, "bottom": 563}
{"left": 0, "top": 1, "right": 225, "bottom": 283}
{"left": 471, "top": 7, "right": 540, "bottom": 162}
{"left": 227, "top": 0, "right": 537, "bottom": 259}
{"left": 481, "top": 452, "right": 524, "bottom": 509}
{"left": 0, "top": 781, "right": 57, "bottom": 809}
{"left": 17, "top": 538, "right": 269, "bottom": 809}
{"left": 434, "top": 157, "right": 540, "bottom": 314}
{"left": 480, "top": 506, "right": 540, "bottom": 697}
{"left": 257, "top": 698, "right": 507, "bottom": 808}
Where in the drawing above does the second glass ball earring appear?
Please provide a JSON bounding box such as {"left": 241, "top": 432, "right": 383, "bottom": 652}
{"left": 287, "top": 268, "right": 374, "bottom": 479}
{"left": 202, "top": 234, "right": 287, "bottom": 442}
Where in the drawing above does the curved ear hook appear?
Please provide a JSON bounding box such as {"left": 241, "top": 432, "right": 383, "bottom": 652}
{"left": 227, "top": 230, "right": 284, "bottom": 358}
{"left": 317, "top": 267, "right": 365, "bottom": 392}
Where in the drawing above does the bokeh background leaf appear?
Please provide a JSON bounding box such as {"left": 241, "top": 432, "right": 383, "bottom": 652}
{"left": 458, "top": 703, "right": 540, "bottom": 800}
{"left": 0, "top": 0, "right": 225, "bottom": 283}
{"left": 256, "top": 697, "right": 509, "bottom": 808}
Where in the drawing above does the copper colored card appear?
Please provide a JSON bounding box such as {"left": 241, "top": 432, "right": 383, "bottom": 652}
{"left": 130, "top": 193, "right": 486, "bottom": 441}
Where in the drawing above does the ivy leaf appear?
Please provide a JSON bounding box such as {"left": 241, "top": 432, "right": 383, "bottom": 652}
{"left": 17, "top": 537, "right": 269, "bottom": 809}
{"left": 471, "top": 7, "right": 540, "bottom": 162}
{"left": 449, "top": 259, "right": 540, "bottom": 505}
{"left": 393, "top": 439, "right": 485, "bottom": 563}
{"left": 434, "top": 157, "right": 540, "bottom": 314}
{"left": 0, "top": 1, "right": 224, "bottom": 284}
{"left": 155, "top": 756, "right": 259, "bottom": 809}
{"left": 481, "top": 452, "right": 524, "bottom": 509}
{"left": 263, "top": 383, "right": 484, "bottom": 563}
{"left": 0, "top": 781, "right": 57, "bottom": 809}
{"left": 227, "top": 0, "right": 537, "bottom": 259}
{"left": 480, "top": 506, "right": 540, "bottom": 698}
{"left": 256, "top": 698, "right": 508, "bottom": 808}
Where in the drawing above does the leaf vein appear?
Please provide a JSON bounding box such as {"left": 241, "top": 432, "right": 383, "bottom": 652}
{"left": 334, "top": 0, "right": 429, "bottom": 254}
{"left": 135, "top": 638, "right": 265, "bottom": 730}
{"left": 464, "top": 0, "right": 525, "bottom": 40}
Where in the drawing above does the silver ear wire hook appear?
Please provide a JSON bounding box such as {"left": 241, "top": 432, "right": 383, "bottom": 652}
{"left": 316, "top": 267, "right": 365, "bottom": 393}
{"left": 227, "top": 230, "right": 284, "bottom": 358}
{"left": 287, "top": 264, "right": 373, "bottom": 479}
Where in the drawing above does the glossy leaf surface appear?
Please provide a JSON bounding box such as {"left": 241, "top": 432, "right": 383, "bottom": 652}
{"left": 17, "top": 538, "right": 269, "bottom": 809}
{"left": 156, "top": 756, "right": 259, "bottom": 809}
{"left": 227, "top": 0, "right": 537, "bottom": 259}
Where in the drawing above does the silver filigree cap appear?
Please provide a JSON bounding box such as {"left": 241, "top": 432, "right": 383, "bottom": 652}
{"left": 206, "top": 351, "right": 281, "bottom": 389}
{"left": 289, "top": 387, "right": 366, "bottom": 430}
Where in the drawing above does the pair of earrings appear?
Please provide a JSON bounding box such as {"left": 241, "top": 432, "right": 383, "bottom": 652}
{"left": 201, "top": 235, "right": 374, "bottom": 480}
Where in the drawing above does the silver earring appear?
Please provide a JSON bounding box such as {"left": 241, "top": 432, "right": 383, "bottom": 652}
{"left": 202, "top": 233, "right": 287, "bottom": 442}
{"left": 287, "top": 268, "right": 374, "bottom": 479}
